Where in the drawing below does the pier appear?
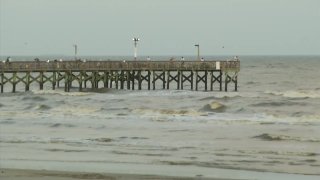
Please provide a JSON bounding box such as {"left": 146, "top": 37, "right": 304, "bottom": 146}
{"left": 0, "top": 60, "right": 240, "bottom": 93}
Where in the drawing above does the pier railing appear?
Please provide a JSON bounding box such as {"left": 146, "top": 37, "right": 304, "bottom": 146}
{"left": 1, "top": 60, "right": 240, "bottom": 72}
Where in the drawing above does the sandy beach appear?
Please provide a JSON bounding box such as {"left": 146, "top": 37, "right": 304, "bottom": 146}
{"left": 0, "top": 168, "right": 236, "bottom": 180}
{"left": 1, "top": 167, "right": 320, "bottom": 180}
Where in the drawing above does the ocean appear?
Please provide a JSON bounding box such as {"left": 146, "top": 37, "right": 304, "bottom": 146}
{"left": 0, "top": 55, "right": 320, "bottom": 179}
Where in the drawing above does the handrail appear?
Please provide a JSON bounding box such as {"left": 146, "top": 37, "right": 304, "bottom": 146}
{"left": 1, "top": 60, "right": 240, "bottom": 72}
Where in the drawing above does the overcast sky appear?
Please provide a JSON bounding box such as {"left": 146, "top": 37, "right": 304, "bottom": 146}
{"left": 0, "top": 0, "right": 319, "bottom": 56}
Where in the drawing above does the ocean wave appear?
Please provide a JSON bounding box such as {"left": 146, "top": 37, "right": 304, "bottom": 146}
{"left": 238, "top": 149, "right": 319, "bottom": 157}
{"left": 131, "top": 108, "right": 203, "bottom": 116}
{"left": 111, "top": 150, "right": 170, "bottom": 157}
{"left": 53, "top": 106, "right": 101, "bottom": 115}
{"left": 34, "top": 104, "right": 52, "bottom": 111}
{"left": 210, "top": 112, "right": 320, "bottom": 125}
{"left": 199, "top": 95, "right": 241, "bottom": 101}
{"left": 88, "top": 137, "right": 114, "bottom": 143}
{"left": 0, "top": 120, "right": 15, "bottom": 124}
{"left": 0, "top": 137, "right": 89, "bottom": 145}
{"left": 45, "top": 148, "right": 88, "bottom": 152}
{"left": 22, "top": 96, "right": 47, "bottom": 102}
{"left": 265, "top": 90, "right": 320, "bottom": 98}
{"left": 250, "top": 101, "right": 301, "bottom": 107}
{"left": 253, "top": 133, "right": 320, "bottom": 142}
{"left": 32, "top": 90, "right": 92, "bottom": 96}
{"left": 99, "top": 107, "right": 129, "bottom": 111}
{"left": 49, "top": 123, "right": 76, "bottom": 128}
{"left": 200, "top": 101, "right": 227, "bottom": 112}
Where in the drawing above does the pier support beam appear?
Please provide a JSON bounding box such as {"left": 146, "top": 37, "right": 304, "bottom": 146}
{"left": 120, "top": 71, "right": 125, "bottom": 90}
{"left": 1, "top": 73, "right": 3, "bottom": 93}
{"left": 152, "top": 71, "right": 166, "bottom": 90}
{"left": 78, "top": 72, "right": 83, "bottom": 91}
{"left": 147, "top": 71, "right": 151, "bottom": 90}
{"left": 25, "top": 72, "right": 30, "bottom": 91}
{"left": 210, "top": 70, "right": 222, "bottom": 91}
{"left": 138, "top": 70, "right": 142, "bottom": 90}
{"left": 126, "top": 71, "right": 131, "bottom": 90}
{"left": 131, "top": 71, "right": 135, "bottom": 90}
{"left": 39, "top": 72, "right": 44, "bottom": 90}
{"left": 181, "top": 71, "right": 193, "bottom": 90}
{"left": 224, "top": 72, "right": 238, "bottom": 92}
{"left": 64, "top": 71, "right": 70, "bottom": 92}
{"left": 115, "top": 71, "right": 119, "bottom": 89}
{"left": 137, "top": 71, "right": 150, "bottom": 90}
{"left": 12, "top": 72, "right": 17, "bottom": 93}
{"left": 52, "top": 72, "right": 56, "bottom": 90}
{"left": 196, "top": 71, "right": 208, "bottom": 91}
{"left": 57, "top": 72, "right": 62, "bottom": 88}
{"left": 167, "top": 71, "right": 180, "bottom": 90}
{"left": 103, "top": 71, "right": 109, "bottom": 88}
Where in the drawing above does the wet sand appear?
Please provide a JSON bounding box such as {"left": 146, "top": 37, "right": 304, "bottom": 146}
{"left": 0, "top": 168, "right": 234, "bottom": 180}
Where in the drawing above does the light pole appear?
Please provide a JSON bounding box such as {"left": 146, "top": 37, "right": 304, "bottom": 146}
{"left": 194, "top": 44, "right": 200, "bottom": 61}
{"left": 133, "top": 38, "right": 139, "bottom": 60}
{"left": 73, "top": 44, "right": 78, "bottom": 60}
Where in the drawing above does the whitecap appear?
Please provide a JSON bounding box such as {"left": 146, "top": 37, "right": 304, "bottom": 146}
{"left": 200, "top": 101, "right": 227, "bottom": 113}
{"left": 265, "top": 90, "right": 320, "bottom": 98}
{"left": 31, "top": 89, "right": 92, "bottom": 96}
{"left": 131, "top": 108, "right": 203, "bottom": 116}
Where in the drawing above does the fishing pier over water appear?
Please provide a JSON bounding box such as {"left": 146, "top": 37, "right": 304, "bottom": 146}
{"left": 0, "top": 60, "right": 240, "bottom": 93}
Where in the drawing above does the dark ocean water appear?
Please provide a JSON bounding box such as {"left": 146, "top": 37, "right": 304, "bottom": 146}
{"left": 0, "top": 55, "right": 320, "bottom": 179}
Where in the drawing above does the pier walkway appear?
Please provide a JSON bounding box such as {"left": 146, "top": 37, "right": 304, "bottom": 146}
{"left": 0, "top": 60, "right": 240, "bottom": 93}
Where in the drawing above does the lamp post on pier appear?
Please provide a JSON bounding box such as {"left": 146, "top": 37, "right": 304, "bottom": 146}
{"left": 133, "top": 38, "right": 140, "bottom": 60}
{"left": 73, "top": 44, "right": 78, "bottom": 60}
{"left": 194, "top": 44, "right": 200, "bottom": 61}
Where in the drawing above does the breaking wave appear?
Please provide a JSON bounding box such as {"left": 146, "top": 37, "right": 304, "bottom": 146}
{"left": 250, "top": 101, "right": 303, "bottom": 107}
{"left": 253, "top": 133, "right": 320, "bottom": 142}
{"left": 34, "top": 104, "right": 52, "bottom": 111}
{"left": 265, "top": 90, "right": 320, "bottom": 98}
{"left": 200, "top": 101, "right": 227, "bottom": 112}
{"left": 131, "top": 108, "right": 203, "bottom": 116}
{"left": 32, "top": 90, "right": 92, "bottom": 96}
{"left": 22, "top": 96, "right": 47, "bottom": 102}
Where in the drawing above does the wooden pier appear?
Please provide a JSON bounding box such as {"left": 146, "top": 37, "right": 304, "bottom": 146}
{"left": 0, "top": 60, "right": 240, "bottom": 93}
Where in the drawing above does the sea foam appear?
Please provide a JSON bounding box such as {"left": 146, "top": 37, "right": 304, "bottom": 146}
{"left": 265, "top": 90, "right": 320, "bottom": 98}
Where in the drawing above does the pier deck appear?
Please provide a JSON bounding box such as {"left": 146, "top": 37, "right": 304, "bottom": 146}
{"left": 0, "top": 60, "right": 240, "bottom": 92}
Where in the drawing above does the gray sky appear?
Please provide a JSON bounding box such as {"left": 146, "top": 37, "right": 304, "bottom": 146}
{"left": 0, "top": 0, "right": 319, "bottom": 56}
